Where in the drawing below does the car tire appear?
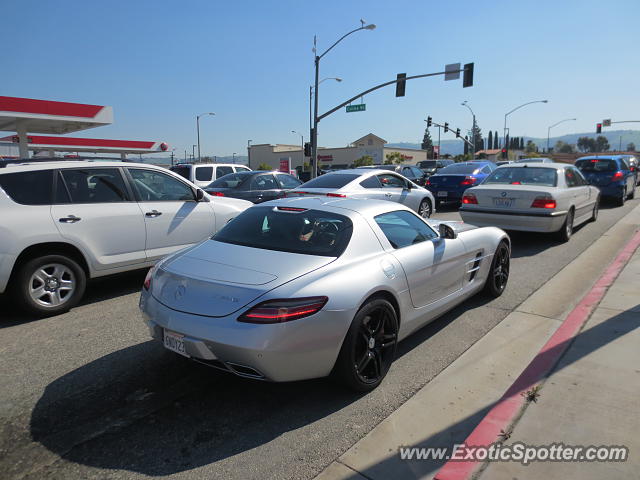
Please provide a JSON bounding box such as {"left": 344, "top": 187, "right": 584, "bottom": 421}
{"left": 418, "top": 198, "right": 432, "bottom": 218}
{"left": 13, "top": 254, "right": 86, "bottom": 317}
{"left": 332, "top": 297, "right": 398, "bottom": 392}
{"left": 618, "top": 188, "right": 627, "bottom": 206}
{"left": 628, "top": 185, "right": 635, "bottom": 199}
{"left": 556, "top": 208, "right": 574, "bottom": 242}
{"left": 590, "top": 197, "right": 600, "bottom": 222}
{"left": 483, "top": 241, "right": 510, "bottom": 298}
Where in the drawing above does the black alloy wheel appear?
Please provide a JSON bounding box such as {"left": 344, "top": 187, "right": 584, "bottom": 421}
{"left": 484, "top": 241, "right": 510, "bottom": 297}
{"left": 333, "top": 298, "right": 398, "bottom": 391}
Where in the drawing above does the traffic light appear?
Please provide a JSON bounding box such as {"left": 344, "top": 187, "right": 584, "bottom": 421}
{"left": 455, "top": 128, "right": 461, "bottom": 138}
{"left": 501, "top": 148, "right": 507, "bottom": 159}
{"left": 304, "top": 142, "right": 311, "bottom": 157}
{"left": 463, "top": 63, "right": 474, "bottom": 88}
{"left": 395, "top": 73, "right": 407, "bottom": 97}
{"left": 444, "top": 122, "right": 449, "bottom": 133}
{"left": 426, "top": 116, "right": 432, "bottom": 127}
{"left": 596, "top": 123, "right": 602, "bottom": 134}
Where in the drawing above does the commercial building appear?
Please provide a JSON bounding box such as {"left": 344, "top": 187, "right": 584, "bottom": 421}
{"left": 248, "top": 133, "right": 428, "bottom": 171}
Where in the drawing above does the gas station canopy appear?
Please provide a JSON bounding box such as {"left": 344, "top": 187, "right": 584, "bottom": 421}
{"left": 0, "top": 135, "right": 169, "bottom": 156}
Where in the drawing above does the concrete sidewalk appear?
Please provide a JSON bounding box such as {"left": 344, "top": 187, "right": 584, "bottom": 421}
{"left": 478, "top": 247, "right": 640, "bottom": 480}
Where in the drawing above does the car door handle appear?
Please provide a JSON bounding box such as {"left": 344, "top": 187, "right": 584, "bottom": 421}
{"left": 59, "top": 215, "right": 81, "bottom": 223}
{"left": 385, "top": 193, "right": 392, "bottom": 198}
{"left": 145, "top": 210, "right": 162, "bottom": 217}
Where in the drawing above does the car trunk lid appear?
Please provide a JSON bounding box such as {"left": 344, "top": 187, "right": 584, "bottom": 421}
{"left": 469, "top": 185, "right": 556, "bottom": 209}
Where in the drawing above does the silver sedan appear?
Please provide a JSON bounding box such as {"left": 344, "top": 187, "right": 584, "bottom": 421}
{"left": 287, "top": 168, "right": 436, "bottom": 218}
{"left": 139, "top": 197, "right": 510, "bottom": 391}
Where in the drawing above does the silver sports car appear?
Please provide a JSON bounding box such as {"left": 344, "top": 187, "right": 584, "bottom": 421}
{"left": 139, "top": 197, "right": 510, "bottom": 391}
{"left": 287, "top": 169, "right": 436, "bottom": 218}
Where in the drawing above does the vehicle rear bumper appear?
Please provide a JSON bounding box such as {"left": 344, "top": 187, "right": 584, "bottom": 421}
{"left": 138, "top": 291, "right": 352, "bottom": 382}
{"left": 596, "top": 184, "right": 625, "bottom": 198}
{"left": 459, "top": 208, "right": 567, "bottom": 233}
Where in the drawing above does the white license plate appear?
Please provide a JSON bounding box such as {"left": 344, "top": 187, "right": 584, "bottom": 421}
{"left": 493, "top": 198, "right": 514, "bottom": 207}
{"left": 437, "top": 191, "right": 448, "bottom": 197}
{"left": 163, "top": 329, "right": 189, "bottom": 357}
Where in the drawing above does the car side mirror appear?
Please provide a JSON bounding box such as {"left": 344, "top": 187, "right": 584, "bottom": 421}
{"left": 438, "top": 223, "right": 457, "bottom": 239}
{"left": 195, "top": 189, "right": 206, "bottom": 202}
{"left": 405, "top": 183, "right": 412, "bottom": 190}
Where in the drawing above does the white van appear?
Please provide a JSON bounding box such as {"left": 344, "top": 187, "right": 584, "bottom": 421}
{"left": 170, "top": 163, "right": 252, "bottom": 188}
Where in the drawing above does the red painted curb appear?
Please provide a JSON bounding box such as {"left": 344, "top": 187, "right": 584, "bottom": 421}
{"left": 434, "top": 229, "right": 640, "bottom": 480}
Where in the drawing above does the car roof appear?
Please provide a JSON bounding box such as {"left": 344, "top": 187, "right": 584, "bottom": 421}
{"left": 576, "top": 155, "right": 625, "bottom": 161}
{"left": 495, "top": 162, "right": 571, "bottom": 170}
{"left": 258, "top": 195, "right": 414, "bottom": 218}
{"left": 323, "top": 168, "right": 401, "bottom": 176}
{"left": 172, "top": 163, "right": 242, "bottom": 168}
{"left": 0, "top": 159, "right": 164, "bottom": 173}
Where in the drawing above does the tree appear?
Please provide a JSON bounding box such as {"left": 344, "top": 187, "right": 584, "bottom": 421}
{"left": 505, "top": 134, "right": 510, "bottom": 151}
{"left": 258, "top": 162, "right": 272, "bottom": 170}
{"left": 519, "top": 138, "right": 524, "bottom": 150}
{"left": 353, "top": 155, "right": 373, "bottom": 167}
{"left": 554, "top": 141, "right": 575, "bottom": 153}
{"left": 488, "top": 131, "right": 493, "bottom": 150}
{"left": 385, "top": 151, "right": 404, "bottom": 165}
{"left": 595, "top": 136, "right": 610, "bottom": 152}
{"left": 495, "top": 131, "right": 500, "bottom": 148}
{"left": 421, "top": 128, "right": 434, "bottom": 157}
{"left": 627, "top": 142, "right": 636, "bottom": 152}
{"left": 525, "top": 140, "right": 537, "bottom": 153}
{"left": 469, "top": 123, "right": 483, "bottom": 153}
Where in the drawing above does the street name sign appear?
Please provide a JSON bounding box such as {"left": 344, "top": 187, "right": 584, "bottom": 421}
{"left": 346, "top": 104, "right": 366, "bottom": 113}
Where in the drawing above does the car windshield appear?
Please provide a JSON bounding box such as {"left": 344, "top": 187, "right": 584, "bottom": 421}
{"left": 438, "top": 163, "right": 484, "bottom": 175}
{"left": 575, "top": 159, "right": 618, "bottom": 172}
{"left": 209, "top": 172, "right": 252, "bottom": 188}
{"left": 418, "top": 161, "right": 437, "bottom": 168}
{"left": 484, "top": 167, "right": 558, "bottom": 187}
{"left": 213, "top": 206, "right": 352, "bottom": 256}
{"left": 299, "top": 173, "right": 360, "bottom": 189}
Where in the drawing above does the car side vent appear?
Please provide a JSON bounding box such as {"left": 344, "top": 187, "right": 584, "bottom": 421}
{"left": 468, "top": 252, "right": 483, "bottom": 282}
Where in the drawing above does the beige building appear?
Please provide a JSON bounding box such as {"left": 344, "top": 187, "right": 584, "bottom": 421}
{"left": 248, "top": 133, "right": 428, "bottom": 171}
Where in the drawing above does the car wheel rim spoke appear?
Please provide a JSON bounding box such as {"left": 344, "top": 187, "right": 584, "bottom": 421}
{"left": 28, "top": 263, "right": 75, "bottom": 308}
{"left": 354, "top": 306, "right": 398, "bottom": 384}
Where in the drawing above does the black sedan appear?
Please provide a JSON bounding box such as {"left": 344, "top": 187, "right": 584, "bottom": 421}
{"left": 203, "top": 170, "right": 303, "bottom": 203}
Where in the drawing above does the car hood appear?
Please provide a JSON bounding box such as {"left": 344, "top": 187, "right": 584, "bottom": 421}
{"left": 151, "top": 240, "right": 335, "bottom": 317}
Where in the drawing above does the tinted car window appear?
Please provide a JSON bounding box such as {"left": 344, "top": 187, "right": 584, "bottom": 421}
{"left": 210, "top": 172, "right": 252, "bottom": 188}
{"left": 0, "top": 169, "right": 53, "bottom": 205}
{"left": 250, "top": 174, "right": 279, "bottom": 190}
{"left": 565, "top": 168, "right": 580, "bottom": 187}
{"left": 235, "top": 166, "right": 251, "bottom": 172}
{"left": 129, "top": 169, "right": 194, "bottom": 201}
{"left": 360, "top": 176, "right": 382, "bottom": 188}
{"left": 410, "top": 166, "right": 424, "bottom": 177}
{"left": 417, "top": 161, "right": 436, "bottom": 169}
{"left": 374, "top": 210, "right": 438, "bottom": 249}
{"left": 170, "top": 165, "right": 190, "bottom": 179}
{"left": 214, "top": 206, "right": 353, "bottom": 257}
{"left": 276, "top": 173, "right": 302, "bottom": 189}
{"left": 378, "top": 173, "right": 406, "bottom": 188}
{"left": 575, "top": 159, "right": 618, "bottom": 172}
{"left": 61, "top": 168, "right": 128, "bottom": 203}
{"left": 484, "top": 167, "right": 557, "bottom": 187}
{"left": 438, "top": 163, "right": 485, "bottom": 174}
{"left": 216, "top": 166, "right": 234, "bottom": 178}
{"left": 300, "top": 173, "right": 360, "bottom": 189}
{"left": 195, "top": 166, "right": 213, "bottom": 181}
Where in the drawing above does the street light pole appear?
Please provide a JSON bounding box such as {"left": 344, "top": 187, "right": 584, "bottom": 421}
{"left": 196, "top": 112, "right": 215, "bottom": 163}
{"left": 192, "top": 144, "right": 197, "bottom": 162}
{"left": 247, "top": 140, "right": 252, "bottom": 168}
{"left": 547, "top": 117, "right": 576, "bottom": 152}
{"left": 503, "top": 100, "right": 548, "bottom": 153}
{"left": 311, "top": 22, "right": 376, "bottom": 179}
{"left": 461, "top": 101, "right": 476, "bottom": 159}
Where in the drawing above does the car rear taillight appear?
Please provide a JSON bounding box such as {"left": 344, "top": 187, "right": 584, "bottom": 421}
{"left": 425, "top": 178, "right": 431, "bottom": 186}
{"left": 143, "top": 267, "right": 154, "bottom": 291}
{"left": 460, "top": 176, "right": 476, "bottom": 186}
{"left": 531, "top": 196, "right": 557, "bottom": 209}
{"left": 238, "top": 296, "right": 328, "bottom": 324}
{"left": 209, "top": 191, "right": 225, "bottom": 197}
{"left": 612, "top": 171, "right": 624, "bottom": 181}
{"left": 462, "top": 193, "right": 478, "bottom": 204}
{"left": 326, "top": 193, "right": 346, "bottom": 198}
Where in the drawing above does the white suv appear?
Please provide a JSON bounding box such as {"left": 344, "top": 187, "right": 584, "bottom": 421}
{"left": 0, "top": 159, "right": 252, "bottom": 316}
{"left": 170, "top": 163, "right": 251, "bottom": 188}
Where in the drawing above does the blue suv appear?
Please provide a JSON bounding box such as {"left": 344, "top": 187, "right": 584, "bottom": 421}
{"left": 575, "top": 156, "right": 636, "bottom": 206}
{"left": 425, "top": 161, "right": 497, "bottom": 205}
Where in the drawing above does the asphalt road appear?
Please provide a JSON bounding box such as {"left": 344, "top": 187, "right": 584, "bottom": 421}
{"left": 1, "top": 197, "right": 638, "bottom": 480}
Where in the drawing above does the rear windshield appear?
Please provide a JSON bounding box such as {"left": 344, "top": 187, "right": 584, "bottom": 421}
{"left": 209, "top": 172, "right": 252, "bottom": 188}
{"left": 438, "top": 163, "right": 484, "bottom": 174}
{"left": 575, "top": 159, "right": 618, "bottom": 172}
{"left": 170, "top": 165, "right": 190, "bottom": 179}
{"left": 0, "top": 170, "right": 53, "bottom": 205}
{"left": 484, "top": 167, "right": 558, "bottom": 187}
{"left": 299, "top": 173, "right": 360, "bottom": 189}
{"left": 417, "top": 161, "right": 436, "bottom": 168}
{"left": 213, "top": 206, "right": 353, "bottom": 257}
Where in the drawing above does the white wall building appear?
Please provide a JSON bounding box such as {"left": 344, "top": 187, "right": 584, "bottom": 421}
{"left": 248, "top": 133, "right": 428, "bottom": 171}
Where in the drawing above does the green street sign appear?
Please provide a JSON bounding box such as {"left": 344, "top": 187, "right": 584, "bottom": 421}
{"left": 346, "top": 104, "right": 366, "bottom": 113}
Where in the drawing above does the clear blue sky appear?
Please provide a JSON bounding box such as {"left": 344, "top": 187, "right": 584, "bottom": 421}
{"left": 4, "top": 0, "right": 639, "bottom": 157}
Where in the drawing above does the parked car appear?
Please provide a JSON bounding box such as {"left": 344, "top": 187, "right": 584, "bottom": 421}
{"left": 416, "top": 159, "right": 454, "bottom": 176}
{"left": 356, "top": 164, "right": 428, "bottom": 186}
{"left": 170, "top": 163, "right": 252, "bottom": 188}
{"left": 0, "top": 159, "right": 252, "bottom": 316}
{"left": 513, "top": 157, "right": 554, "bottom": 164}
{"left": 459, "top": 163, "right": 599, "bottom": 242}
{"left": 287, "top": 169, "right": 436, "bottom": 218}
{"left": 425, "top": 161, "right": 497, "bottom": 205}
{"left": 620, "top": 155, "right": 639, "bottom": 185}
{"left": 203, "top": 170, "right": 302, "bottom": 203}
{"left": 139, "top": 197, "right": 510, "bottom": 391}
{"left": 495, "top": 160, "right": 514, "bottom": 166}
{"left": 574, "top": 156, "right": 636, "bottom": 206}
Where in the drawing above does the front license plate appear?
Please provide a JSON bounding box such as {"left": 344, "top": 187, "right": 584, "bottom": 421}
{"left": 163, "top": 329, "right": 189, "bottom": 357}
{"left": 437, "top": 191, "right": 448, "bottom": 197}
{"left": 493, "top": 198, "right": 514, "bottom": 207}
